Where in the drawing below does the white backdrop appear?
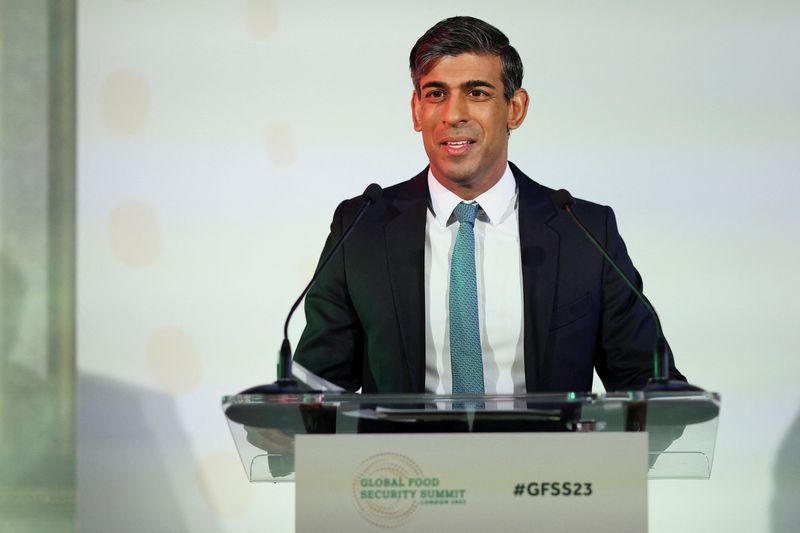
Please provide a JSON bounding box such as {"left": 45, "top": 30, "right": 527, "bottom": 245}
{"left": 77, "top": 1, "right": 800, "bottom": 531}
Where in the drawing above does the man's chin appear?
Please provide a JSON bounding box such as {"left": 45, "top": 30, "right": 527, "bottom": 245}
{"left": 431, "top": 162, "right": 481, "bottom": 188}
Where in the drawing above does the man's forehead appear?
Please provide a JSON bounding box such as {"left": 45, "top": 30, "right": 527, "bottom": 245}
{"left": 419, "top": 52, "right": 503, "bottom": 82}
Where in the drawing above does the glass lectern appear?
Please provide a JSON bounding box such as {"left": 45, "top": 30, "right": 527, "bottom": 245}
{"left": 223, "top": 390, "right": 720, "bottom": 482}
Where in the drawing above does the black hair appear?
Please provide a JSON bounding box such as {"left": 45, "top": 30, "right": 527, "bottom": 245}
{"left": 409, "top": 16, "right": 524, "bottom": 102}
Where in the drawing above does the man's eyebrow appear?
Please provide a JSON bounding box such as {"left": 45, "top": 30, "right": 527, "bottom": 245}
{"left": 420, "top": 80, "right": 497, "bottom": 91}
{"left": 463, "top": 80, "right": 496, "bottom": 90}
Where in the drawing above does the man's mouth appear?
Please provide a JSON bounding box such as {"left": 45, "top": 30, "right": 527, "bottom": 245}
{"left": 440, "top": 139, "right": 476, "bottom": 156}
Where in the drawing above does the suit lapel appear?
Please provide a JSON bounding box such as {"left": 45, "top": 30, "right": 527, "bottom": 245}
{"left": 511, "top": 163, "right": 559, "bottom": 392}
{"left": 384, "top": 170, "right": 429, "bottom": 392}
{"left": 383, "top": 164, "right": 558, "bottom": 393}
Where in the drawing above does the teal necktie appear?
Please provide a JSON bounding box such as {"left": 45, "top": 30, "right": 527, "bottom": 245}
{"left": 449, "top": 202, "right": 484, "bottom": 393}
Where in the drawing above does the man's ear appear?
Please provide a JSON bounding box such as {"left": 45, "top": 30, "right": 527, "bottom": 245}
{"left": 507, "top": 88, "right": 530, "bottom": 131}
{"left": 411, "top": 91, "right": 422, "bottom": 132}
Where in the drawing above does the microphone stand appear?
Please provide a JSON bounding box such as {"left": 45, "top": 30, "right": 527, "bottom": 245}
{"left": 239, "top": 184, "right": 382, "bottom": 395}
{"left": 553, "top": 190, "right": 702, "bottom": 393}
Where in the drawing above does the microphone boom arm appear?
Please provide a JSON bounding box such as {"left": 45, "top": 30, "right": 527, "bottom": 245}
{"left": 277, "top": 189, "right": 379, "bottom": 383}
{"left": 562, "top": 203, "right": 669, "bottom": 382}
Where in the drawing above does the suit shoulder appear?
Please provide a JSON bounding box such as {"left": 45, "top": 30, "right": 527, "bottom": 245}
{"left": 511, "top": 162, "right": 612, "bottom": 226}
{"left": 571, "top": 195, "right": 611, "bottom": 216}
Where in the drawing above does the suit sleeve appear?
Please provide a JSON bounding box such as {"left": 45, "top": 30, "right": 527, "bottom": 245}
{"left": 293, "top": 201, "right": 364, "bottom": 391}
{"left": 593, "top": 206, "right": 686, "bottom": 390}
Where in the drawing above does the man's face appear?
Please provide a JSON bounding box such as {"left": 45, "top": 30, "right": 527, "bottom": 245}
{"left": 412, "top": 52, "right": 528, "bottom": 198}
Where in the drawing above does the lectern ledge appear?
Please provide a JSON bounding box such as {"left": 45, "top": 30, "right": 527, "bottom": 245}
{"left": 223, "top": 389, "right": 720, "bottom": 482}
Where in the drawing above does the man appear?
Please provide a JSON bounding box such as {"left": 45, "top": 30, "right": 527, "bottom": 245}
{"left": 294, "top": 16, "right": 684, "bottom": 394}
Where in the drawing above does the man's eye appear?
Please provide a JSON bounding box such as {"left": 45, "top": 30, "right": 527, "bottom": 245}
{"left": 426, "top": 90, "right": 445, "bottom": 99}
{"left": 469, "top": 89, "right": 488, "bottom": 97}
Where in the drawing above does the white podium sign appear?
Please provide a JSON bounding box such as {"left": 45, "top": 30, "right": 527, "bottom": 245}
{"left": 296, "top": 432, "right": 648, "bottom": 532}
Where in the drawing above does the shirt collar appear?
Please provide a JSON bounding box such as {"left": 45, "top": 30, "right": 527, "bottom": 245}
{"left": 427, "top": 163, "right": 517, "bottom": 227}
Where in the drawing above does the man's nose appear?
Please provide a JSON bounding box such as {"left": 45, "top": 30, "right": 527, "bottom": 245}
{"left": 443, "top": 95, "right": 468, "bottom": 125}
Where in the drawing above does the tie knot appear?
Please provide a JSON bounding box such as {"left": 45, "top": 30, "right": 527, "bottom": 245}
{"left": 453, "top": 202, "right": 479, "bottom": 225}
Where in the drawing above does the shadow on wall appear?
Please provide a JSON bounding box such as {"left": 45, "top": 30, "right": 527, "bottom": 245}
{"left": 78, "top": 373, "right": 224, "bottom": 533}
{"left": 771, "top": 403, "right": 800, "bottom": 532}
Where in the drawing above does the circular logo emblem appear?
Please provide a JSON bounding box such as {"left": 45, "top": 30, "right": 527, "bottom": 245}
{"left": 352, "top": 452, "right": 425, "bottom": 528}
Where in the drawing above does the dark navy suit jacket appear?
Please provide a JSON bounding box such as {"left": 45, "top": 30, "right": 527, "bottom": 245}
{"left": 294, "top": 163, "right": 684, "bottom": 393}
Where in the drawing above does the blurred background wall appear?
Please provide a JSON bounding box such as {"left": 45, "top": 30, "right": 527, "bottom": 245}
{"left": 2, "top": 0, "right": 799, "bottom": 531}
{"left": 0, "top": 0, "right": 75, "bottom": 531}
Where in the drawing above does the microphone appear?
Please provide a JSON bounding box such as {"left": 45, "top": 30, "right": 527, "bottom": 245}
{"left": 240, "top": 183, "right": 383, "bottom": 394}
{"left": 552, "top": 189, "right": 701, "bottom": 392}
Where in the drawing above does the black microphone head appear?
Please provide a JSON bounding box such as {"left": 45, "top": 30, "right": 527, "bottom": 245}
{"left": 553, "top": 189, "right": 575, "bottom": 210}
{"left": 362, "top": 183, "right": 383, "bottom": 204}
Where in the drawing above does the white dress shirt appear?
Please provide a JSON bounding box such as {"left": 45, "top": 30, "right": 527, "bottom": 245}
{"left": 424, "top": 164, "right": 526, "bottom": 394}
